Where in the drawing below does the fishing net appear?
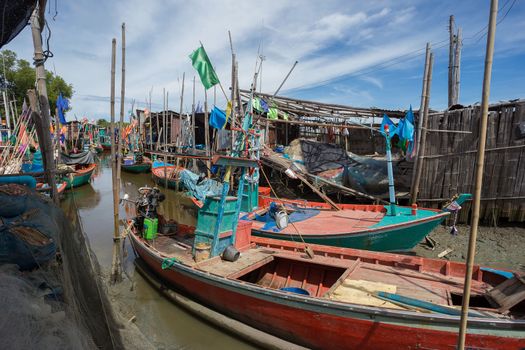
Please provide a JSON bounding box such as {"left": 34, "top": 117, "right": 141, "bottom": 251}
{"left": 0, "top": 184, "right": 152, "bottom": 349}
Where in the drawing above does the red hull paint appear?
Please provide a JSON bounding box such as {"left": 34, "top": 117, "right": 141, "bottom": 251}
{"left": 131, "top": 237, "right": 525, "bottom": 350}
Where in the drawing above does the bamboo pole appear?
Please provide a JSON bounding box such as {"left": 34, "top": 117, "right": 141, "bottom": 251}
{"left": 191, "top": 76, "right": 196, "bottom": 153}
{"left": 179, "top": 73, "right": 185, "bottom": 148}
{"left": 110, "top": 38, "right": 118, "bottom": 239}
{"left": 457, "top": 1, "right": 498, "bottom": 348}
{"left": 116, "top": 22, "right": 126, "bottom": 184}
{"left": 410, "top": 52, "right": 434, "bottom": 204}
{"left": 453, "top": 27, "right": 462, "bottom": 105}
{"left": 2, "top": 91, "right": 11, "bottom": 138}
{"left": 410, "top": 43, "right": 431, "bottom": 204}
{"left": 448, "top": 15, "right": 455, "bottom": 108}
{"left": 30, "top": 7, "right": 57, "bottom": 202}
{"left": 163, "top": 89, "right": 168, "bottom": 188}
{"left": 204, "top": 87, "right": 210, "bottom": 177}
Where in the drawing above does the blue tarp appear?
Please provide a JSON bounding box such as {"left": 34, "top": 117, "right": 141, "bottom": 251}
{"left": 179, "top": 169, "right": 223, "bottom": 202}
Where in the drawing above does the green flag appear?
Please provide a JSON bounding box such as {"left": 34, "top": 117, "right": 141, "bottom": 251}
{"left": 189, "top": 46, "right": 220, "bottom": 89}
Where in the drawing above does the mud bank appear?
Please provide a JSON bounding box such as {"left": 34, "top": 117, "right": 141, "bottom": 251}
{"left": 413, "top": 224, "right": 525, "bottom": 271}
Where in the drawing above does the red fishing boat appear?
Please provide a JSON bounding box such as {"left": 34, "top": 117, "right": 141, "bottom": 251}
{"left": 128, "top": 188, "right": 525, "bottom": 349}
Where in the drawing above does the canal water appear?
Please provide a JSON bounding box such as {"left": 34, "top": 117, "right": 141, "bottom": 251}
{"left": 61, "top": 154, "right": 255, "bottom": 349}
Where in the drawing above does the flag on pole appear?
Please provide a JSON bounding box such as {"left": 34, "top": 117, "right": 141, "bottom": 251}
{"left": 380, "top": 114, "right": 395, "bottom": 135}
{"left": 189, "top": 45, "right": 220, "bottom": 89}
{"left": 56, "top": 93, "right": 69, "bottom": 124}
{"left": 209, "top": 106, "right": 228, "bottom": 129}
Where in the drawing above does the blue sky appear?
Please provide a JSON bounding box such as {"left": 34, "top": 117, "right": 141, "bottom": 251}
{"left": 4, "top": 0, "right": 525, "bottom": 120}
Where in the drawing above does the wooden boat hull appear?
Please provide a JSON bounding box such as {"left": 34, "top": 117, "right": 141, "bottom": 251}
{"left": 251, "top": 211, "right": 447, "bottom": 252}
{"left": 129, "top": 234, "right": 525, "bottom": 350}
{"left": 101, "top": 143, "right": 111, "bottom": 151}
{"left": 64, "top": 164, "right": 96, "bottom": 189}
{"left": 151, "top": 166, "right": 185, "bottom": 190}
{"left": 121, "top": 162, "right": 151, "bottom": 174}
{"left": 249, "top": 195, "right": 450, "bottom": 252}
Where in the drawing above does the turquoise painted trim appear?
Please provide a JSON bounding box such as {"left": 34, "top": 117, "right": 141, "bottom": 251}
{"left": 121, "top": 163, "right": 151, "bottom": 173}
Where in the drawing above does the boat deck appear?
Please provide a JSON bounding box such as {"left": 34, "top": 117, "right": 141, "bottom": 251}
{"left": 144, "top": 233, "right": 498, "bottom": 313}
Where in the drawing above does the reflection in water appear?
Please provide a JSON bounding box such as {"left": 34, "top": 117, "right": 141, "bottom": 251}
{"left": 63, "top": 153, "right": 254, "bottom": 349}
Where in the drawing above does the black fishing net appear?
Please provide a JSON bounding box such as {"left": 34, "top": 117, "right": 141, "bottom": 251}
{"left": 0, "top": 184, "right": 152, "bottom": 349}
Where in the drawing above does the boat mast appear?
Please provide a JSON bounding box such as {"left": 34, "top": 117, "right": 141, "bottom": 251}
{"left": 384, "top": 125, "right": 396, "bottom": 216}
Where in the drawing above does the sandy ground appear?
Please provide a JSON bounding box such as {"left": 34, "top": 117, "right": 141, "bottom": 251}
{"left": 413, "top": 224, "right": 525, "bottom": 272}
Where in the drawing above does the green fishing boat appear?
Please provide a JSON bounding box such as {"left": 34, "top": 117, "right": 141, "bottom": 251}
{"left": 244, "top": 194, "right": 471, "bottom": 252}
{"left": 63, "top": 163, "right": 97, "bottom": 189}
{"left": 121, "top": 159, "right": 152, "bottom": 173}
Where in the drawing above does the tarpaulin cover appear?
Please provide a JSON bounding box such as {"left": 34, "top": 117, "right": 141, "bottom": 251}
{"left": 0, "top": 0, "right": 38, "bottom": 48}
{"left": 179, "top": 169, "right": 223, "bottom": 202}
{"left": 61, "top": 150, "right": 96, "bottom": 165}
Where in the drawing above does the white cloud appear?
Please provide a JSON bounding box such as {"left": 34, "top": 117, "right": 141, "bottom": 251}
{"left": 3, "top": 0, "right": 524, "bottom": 117}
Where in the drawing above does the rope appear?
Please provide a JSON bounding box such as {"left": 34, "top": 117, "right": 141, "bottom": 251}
{"left": 161, "top": 257, "right": 182, "bottom": 270}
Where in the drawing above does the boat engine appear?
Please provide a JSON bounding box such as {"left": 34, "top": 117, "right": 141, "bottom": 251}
{"left": 134, "top": 186, "right": 165, "bottom": 239}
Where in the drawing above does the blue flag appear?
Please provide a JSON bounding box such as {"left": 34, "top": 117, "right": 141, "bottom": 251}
{"left": 380, "top": 114, "right": 395, "bottom": 135}
{"left": 396, "top": 118, "right": 414, "bottom": 142}
{"left": 56, "top": 93, "right": 69, "bottom": 124}
{"left": 405, "top": 105, "right": 414, "bottom": 124}
{"left": 259, "top": 98, "right": 269, "bottom": 112}
{"left": 209, "top": 106, "right": 227, "bottom": 129}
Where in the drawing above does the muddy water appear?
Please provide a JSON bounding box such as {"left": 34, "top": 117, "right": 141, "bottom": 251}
{"left": 61, "top": 154, "right": 255, "bottom": 350}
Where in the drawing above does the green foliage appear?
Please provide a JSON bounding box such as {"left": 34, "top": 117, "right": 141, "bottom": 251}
{"left": 96, "top": 118, "right": 109, "bottom": 128}
{"left": 0, "top": 49, "right": 73, "bottom": 112}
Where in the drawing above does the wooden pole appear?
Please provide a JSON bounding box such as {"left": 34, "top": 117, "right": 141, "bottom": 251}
{"left": 410, "top": 43, "right": 431, "bottom": 204}
{"left": 410, "top": 52, "right": 434, "bottom": 204}
{"left": 230, "top": 54, "right": 237, "bottom": 151}
{"left": 457, "top": 1, "right": 497, "bottom": 348}
{"left": 163, "top": 89, "right": 168, "bottom": 188}
{"left": 448, "top": 15, "right": 455, "bottom": 107}
{"left": 2, "top": 91, "right": 11, "bottom": 137}
{"left": 453, "top": 27, "right": 462, "bottom": 105}
{"left": 29, "top": 7, "right": 57, "bottom": 202}
{"left": 179, "top": 73, "right": 185, "bottom": 148}
{"left": 116, "top": 22, "right": 126, "bottom": 183}
{"left": 204, "top": 87, "right": 210, "bottom": 177}
{"left": 191, "top": 76, "right": 196, "bottom": 152}
{"left": 110, "top": 38, "right": 118, "bottom": 239}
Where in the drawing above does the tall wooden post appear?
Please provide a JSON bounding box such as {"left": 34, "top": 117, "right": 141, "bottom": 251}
{"left": 2, "top": 91, "right": 11, "bottom": 138}
{"left": 116, "top": 23, "right": 126, "bottom": 183}
{"left": 410, "top": 53, "right": 434, "bottom": 204}
{"left": 448, "top": 15, "right": 455, "bottom": 107}
{"left": 30, "top": 8, "right": 58, "bottom": 202}
{"left": 410, "top": 43, "right": 431, "bottom": 204}
{"left": 110, "top": 38, "right": 118, "bottom": 239}
{"left": 163, "top": 89, "right": 168, "bottom": 188}
{"left": 457, "top": 1, "right": 498, "bottom": 348}
{"left": 453, "top": 27, "right": 462, "bottom": 105}
{"left": 179, "top": 73, "right": 185, "bottom": 148}
{"left": 204, "top": 87, "right": 210, "bottom": 177}
{"left": 191, "top": 76, "right": 196, "bottom": 152}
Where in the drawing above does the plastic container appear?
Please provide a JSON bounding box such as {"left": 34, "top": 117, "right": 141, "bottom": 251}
{"left": 143, "top": 218, "right": 158, "bottom": 240}
{"left": 194, "top": 242, "right": 211, "bottom": 262}
{"left": 280, "top": 287, "right": 310, "bottom": 296}
{"left": 234, "top": 220, "right": 252, "bottom": 250}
